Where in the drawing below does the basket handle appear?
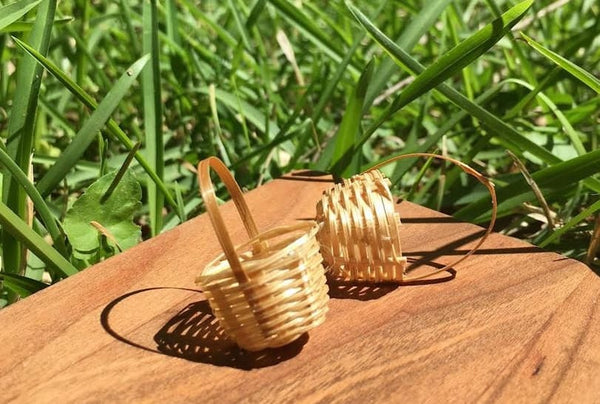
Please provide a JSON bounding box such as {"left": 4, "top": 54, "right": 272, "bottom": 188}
{"left": 197, "top": 156, "right": 261, "bottom": 284}
{"left": 365, "top": 153, "right": 497, "bottom": 282}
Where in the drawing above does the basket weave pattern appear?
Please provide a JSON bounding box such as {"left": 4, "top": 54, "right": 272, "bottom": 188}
{"left": 196, "top": 157, "right": 329, "bottom": 351}
{"left": 198, "top": 223, "right": 329, "bottom": 351}
{"left": 316, "top": 170, "right": 407, "bottom": 282}
{"left": 316, "top": 153, "right": 497, "bottom": 283}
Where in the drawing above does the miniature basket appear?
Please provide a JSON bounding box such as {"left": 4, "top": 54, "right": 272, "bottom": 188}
{"left": 196, "top": 157, "right": 329, "bottom": 351}
{"left": 316, "top": 153, "right": 497, "bottom": 283}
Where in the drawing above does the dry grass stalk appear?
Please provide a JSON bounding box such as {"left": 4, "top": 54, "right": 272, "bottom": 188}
{"left": 586, "top": 214, "right": 600, "bottom": 266}
{"left": 507, "top": 150, "right": 555, "bottom": 228}
{"left": 90, "top": 221, "right": 123, "bottom": 252}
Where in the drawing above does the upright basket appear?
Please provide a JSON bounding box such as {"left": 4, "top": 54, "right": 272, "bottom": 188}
{"left": 316, "top": 153, "right": 497, "bottom": 283}
{"left": 196, "top": 157, "right": 329, "bottom": 351}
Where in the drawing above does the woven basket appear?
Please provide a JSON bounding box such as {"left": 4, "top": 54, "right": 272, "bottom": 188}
{"left": 317, "top": 153, "right": 497, "bottom": 283}
{"left": 316, "top": 170, "right": 407, "bottom": 282}
{"left": 196, "top": 157, "right": 329, "bottom": 351}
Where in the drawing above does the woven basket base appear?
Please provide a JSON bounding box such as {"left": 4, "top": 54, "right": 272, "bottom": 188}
{"left": 198, "top": 222, "right": 329, "bottom": 351}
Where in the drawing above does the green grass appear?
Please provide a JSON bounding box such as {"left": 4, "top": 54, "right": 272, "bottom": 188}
{"left": 2, "top": 0, "right": 56, "bottom": 304}
{"left": 0, "top": 0, "right": 599, "bottom": 306}
{"left": 142, "top": 0, "right": 164, "bottom": 236}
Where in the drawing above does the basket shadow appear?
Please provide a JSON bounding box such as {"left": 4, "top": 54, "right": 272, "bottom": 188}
{"left": 402, "top": 258, "right": 456, "bottom": 286}
{"left": 326, "top": 273, "right": 398, "bottom": 300}
{"left": 100, "top": 287, "right": 307, "bottom": 371}
{"left": 325, "top": 258, "right": 454, "bottom": 300}
{"left": 153, "top": 300, "right": 308, "bottom": 370}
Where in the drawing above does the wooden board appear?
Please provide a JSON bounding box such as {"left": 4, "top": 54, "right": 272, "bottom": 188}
{"left": 1, "top": 173, "right": 599, "bottom": 403}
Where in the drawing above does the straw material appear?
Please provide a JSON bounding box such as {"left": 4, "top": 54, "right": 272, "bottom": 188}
{"left": 196, "top": 157, "right": 329, "bottom": 351}
{"left": 317, "top": 153, "right": 497, "bottom": 283}
{"left": 316, "top": 170, "right": 407, "bottom": 282}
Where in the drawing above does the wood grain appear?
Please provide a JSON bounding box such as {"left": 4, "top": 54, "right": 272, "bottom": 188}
{"left": 1, "top": 173, "right": 599, "bottom": 403}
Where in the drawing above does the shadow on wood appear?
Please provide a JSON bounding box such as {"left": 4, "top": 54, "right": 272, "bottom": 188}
{"left": 403, "top": 258, "right": 456, "bottom": 285}
{"left": 153, "top": 300, "right": 308, "bottom": 369}
{"left": 403, "top": 229, "right": 547, "bottom": 273}
{"left": 326, "top": 259, "right": 455, "bottom": 300}
{"left": 326, "top": 273, "right": 399, "bottom": 300}
{"left": 100, "top": 287, "right": 307, "bottom": 370}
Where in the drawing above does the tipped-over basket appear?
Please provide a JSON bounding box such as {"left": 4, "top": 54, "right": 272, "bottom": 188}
{"left": 196, "top": 157, "right": 329, "bottom": 351}
{"left": 316, "top": 153, "right": 497, "bottom": 283}
{"left": 317, "top": 169, "right": 407, "bottom": 282}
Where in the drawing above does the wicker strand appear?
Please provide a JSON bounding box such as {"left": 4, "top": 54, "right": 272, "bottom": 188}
{"left": 198, "top": 157, "right": 261, "bottom": 285}
{"left": 367, "top": 153, "right": 497, "bottom": 281}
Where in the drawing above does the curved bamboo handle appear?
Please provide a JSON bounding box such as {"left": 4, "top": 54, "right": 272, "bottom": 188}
{"left": 366, "top": 153, "right": 497, "bottom": 282}
{"left": 197, "top": 157, "right": 260, "bottom": 284}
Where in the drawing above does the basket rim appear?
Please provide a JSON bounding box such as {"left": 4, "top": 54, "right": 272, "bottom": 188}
{"left": 197, "top": 220, "right": 320, "bottom": 284}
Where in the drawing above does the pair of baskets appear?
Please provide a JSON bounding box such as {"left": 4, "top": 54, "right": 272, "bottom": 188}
{"left": 196, "top": 154, "right": 497, "bottom": 351}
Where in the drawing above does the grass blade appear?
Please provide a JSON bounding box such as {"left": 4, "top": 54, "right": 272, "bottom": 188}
{"left": 320, "top": 59, "right": 374, "bottom": 176}
{"left": 446, "top": 6, "right": 475, "bottom": 102}
{"left": 386, "top": 82, "right": 503, "bottom": 184}
{"left": 142, "top": 0, "right": 164, "bottom": 236}
{"left": 208, "top": 84, "right": 231, "bottom": 165}
{"left": 505, "top": 78, "right": 585, "bottom": 155}
{"left": 347, "top": 6, "right": 600, "bottom": 202}
{"left": 11, "top": 37, "right": 182, "bottom": 219}
{"left": 232, "top": 79, "right": 320, "bottom": 168}
{"left": 0, "top": 201, "right": 78, "bottom": 278}
{"left": 101, "top": 142, "right": 142, "bottom": 202}
{"left": 36, "top": 54, "right": 150, "bottom": 196}
{"left": 0, "top": 0, "right": 43, "bottom": 31}
{"left": 165, "top": 0, "right": 181, "bottom": 46}
{"left": 0, "top": 145, "right": 67, "bottom": 256}
{"left": 521, "top": 32, "right": 600, "bottom": 94}
{"left": 357, "top": 0, "right": 534, "bottom": 123}
{"left": 483, "top": 0, "right": 536, "bottom": 84}
{"left": 118, "top": 0, "right": 140, "bottom": 56}
{"left": 540, "top": 199, "right": 600, "bottom": 248}
{"left": 268, "top": 0, "right": 357, "bottom": 73}
{"left": 3, "top": 0, "right": 57, "bottom": 300}
{"left": 227, "top": 0, "right": 251, "bottom": 49}
{"left": 311, "top": 39, "right": 362, "bottom": 127}
{"left": 0, "top": 271, "right": 48, "bottom": 298}
{"left": 0, "top": 17, "right": 73, "bottom": 34}
{"left": 335, "top": 0, "right": 571, "bottom": 175}
{"left": 364, "top": 0, "right": 453, "bottom": 107}
{"left": 192, "top": 87, "right": 280, "bottom": 138}
{"left": 456, "top": 148, "right": 600, "bottom": 222}
{"left": 246, "top": 0, "right": 267, "bottom": 30}
{"left": 179, "top": 0, "right": 237, "bottom": 48}
{"left": 505, "top": 24, "right": 599, "bottom": 120}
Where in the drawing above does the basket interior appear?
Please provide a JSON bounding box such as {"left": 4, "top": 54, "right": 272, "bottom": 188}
{"left": 199, "top": 222, "right": 320, "bottom": 282}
